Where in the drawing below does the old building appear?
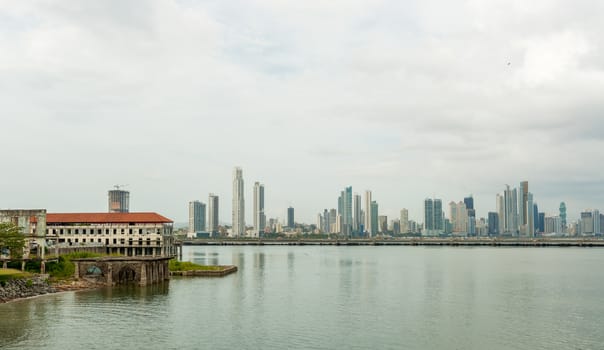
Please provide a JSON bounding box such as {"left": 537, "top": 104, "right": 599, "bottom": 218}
{"left": 0, "top": 209, "right": 47, "bottom": 259}
{"left": 46, "top": 212, "right": 176, "bottom": 257}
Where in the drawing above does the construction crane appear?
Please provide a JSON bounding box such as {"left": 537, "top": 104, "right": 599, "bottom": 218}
{"left": 113, "top": 184, "right": 129, "bottom": 190}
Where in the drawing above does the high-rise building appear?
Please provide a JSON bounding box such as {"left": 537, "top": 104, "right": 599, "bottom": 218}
{"left": 519, "top": 181, "right": 529, "bottom": 226}
{"left": 538, "top": 212, "right": 545, "bottom": 233}
{"left": 526, "top": 192, "right": 534, "bottom": 237}
{"left": 253, "top": 182, "right": 265, "bottom": 237}
{"left": 337, "top": 187, "right": 352, "bottom": 237}
{"left": 287, "top": 207, "right": 295, "bottom": 228}
{"left": 400, "top": 209, "right": 409, "bottom": 233}
{"left": 108, "top": 187, "right": 130, "bottom": 213}
{"left": 232, "top": 167, "right": 245, "bottom": 237}
{"left": 580, "top": 211, "right": 594, "bottom": 235}
{"left": 329, "top": 208, "right": 337, "bottom": 233}
{"left": 496, "top": 194, "right": 504, "bottom": 235}
{"left": 364, "top": 191, "right": 373, "bottom": 236}
{"left": 208, "top": 193, "right": 219, "bottom": 236}
{"left": 464, "top": 195, "right": 475, "bottom": 218}
{"left": 188, "top": 201, "right": 206, "bottom": 236}
{"left": 322, "top": 209, "right": 330, "bottom": 233}
{"left": 424, "top": 198, "right": 443, "bottom": 236}
{"left": 353, "top": 194, "right": 362, "bottom": 236}
{"left": 370, "top": 201, "right": 378, "bottom": 237}
{"left": 559, "top": 202, "right": 567, "bottom": 228}
{"left": 488, "top": 212, "right": 499, "bottom": 236}
{"left": 378, "top": 215, "right": 388, "bottom": 234}
{"left": 503, "top": 185, "right": 518, "bottom": 235}
{"left": 449, "top": 201, "right": 468, "bottom": 234}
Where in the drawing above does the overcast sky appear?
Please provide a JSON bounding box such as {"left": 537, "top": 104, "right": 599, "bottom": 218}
{"left": 1, "top": 0, "right": 604, "bottom": 225}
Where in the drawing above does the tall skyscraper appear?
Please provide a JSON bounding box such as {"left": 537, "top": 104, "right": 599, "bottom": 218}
{"left": 496, "top": 194, "right": 504, "bottom": 234}
{"left": 108, "top": 186, "right": 129, "bottom": 213}
{"left": 253, "top": 182, "right": 265, "bottom": 237}
{"left": 353, "top": 194, "right": 362, "bottom": 236}
{"left": 188, "top": 200, "right": 206, "bottom": 235}
{"left": 322, "top": 209, "right": 330, "bottom": 233}
{"left": 232, "top": 167, "right": 245, "bottom": 237}
{"left": 370, "top": 201, "right": 378, "bottom": 237}
{"left": 378, "top": 215, "right": 388, "bottom": 233}
{"left": 526, "top": 192, "right": 534, "bottom": 237}
{"left": 519, "top": 181, "right": 529, "bottom": 226}
{"left": 488, "top": 212, "right": 499, "bottom": 236}
{"left": 208, "top": 193, "right": 219, "bottom": 235}
{"left": 424, "top": 198, "right": 443, "bottom": 236}
{"left": 340, "top": 186, "right": 352, "bottom": 237}
{"left": 449, "top": 201, "right": 468, "bottom": 234}
{"left": 364, "top": 191, "right": 373, "bottom": 236}
{"left": 503, "top": 185, "right": 518, "bottom": 235}
{"left": 464, "top": 195, "right": 475, "bottom": 218}
{"left": 400, "top": 208, "right": 409, "bottom": 233}
{"left": 287, "top": 207, "right": 295, "bottom": 228}
{"left": 559, "top": 202, "right": 567, "bottom": 228}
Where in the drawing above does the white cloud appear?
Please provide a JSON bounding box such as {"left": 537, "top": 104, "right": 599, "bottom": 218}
{"left": 0, "top": 0, "right": 603, "bottom": 224}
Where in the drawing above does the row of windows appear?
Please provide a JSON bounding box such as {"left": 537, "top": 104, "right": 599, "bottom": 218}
{"left": 48, "top": 228, "right": 162, "bottom": 235}
{"left": 58, "top": 238, "right": 162, "bottom": 245}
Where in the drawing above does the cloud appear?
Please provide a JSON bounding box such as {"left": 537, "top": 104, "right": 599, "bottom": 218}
{"left": 0, "top": 1, "right": 603, "bottom": 224}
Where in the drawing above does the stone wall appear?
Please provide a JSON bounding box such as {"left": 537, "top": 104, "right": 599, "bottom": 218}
{"left": 0, "top": 275, "right": 55, "bottom": 303}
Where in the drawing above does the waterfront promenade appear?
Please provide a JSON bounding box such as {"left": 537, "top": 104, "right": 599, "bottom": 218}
{"left": 182, "top": 237, "right": 604, "bottom": 247}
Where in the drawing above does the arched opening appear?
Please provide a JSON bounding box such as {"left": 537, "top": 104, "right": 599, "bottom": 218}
{"left": 117, "top": 265, "right": 137, "bottom": 284}
{"left": 86, "top": 265, "right": 103, "bottom": 276}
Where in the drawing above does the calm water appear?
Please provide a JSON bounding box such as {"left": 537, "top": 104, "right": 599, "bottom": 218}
{"left": 1, "top": 246, "right": 603, "bottom": 350}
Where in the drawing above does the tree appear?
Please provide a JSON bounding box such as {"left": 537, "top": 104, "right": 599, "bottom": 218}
{"left": 0, "top": 222, "right": 25, "bottom": 259}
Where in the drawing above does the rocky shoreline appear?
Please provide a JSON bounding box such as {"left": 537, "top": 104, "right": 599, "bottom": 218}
{"left": 0, "top": 275, "right": 102, "bottom": 304}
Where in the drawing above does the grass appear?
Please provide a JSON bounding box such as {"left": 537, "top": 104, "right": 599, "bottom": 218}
{"left": 0, "top": 268, "right": 32, "bottom": 283}
{"left": 169, "top": 260, "right": 223, "bottom": 272}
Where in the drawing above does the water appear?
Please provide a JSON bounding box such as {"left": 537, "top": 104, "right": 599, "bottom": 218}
{"left": 1, "top": 246, "right": 603, "bottom": 350}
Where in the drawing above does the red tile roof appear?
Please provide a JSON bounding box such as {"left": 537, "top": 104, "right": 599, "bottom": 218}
{"left": 47, "top": 212, "right": 173, "bottom": 224}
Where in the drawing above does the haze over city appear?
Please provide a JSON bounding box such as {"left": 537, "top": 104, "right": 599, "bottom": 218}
{"left": 1, "top": 1, "right": 604, "bottom": 224}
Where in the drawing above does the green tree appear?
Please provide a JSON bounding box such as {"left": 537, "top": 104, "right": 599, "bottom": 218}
{"left": 0, "top": 222, "right": 25, "bottom": 259}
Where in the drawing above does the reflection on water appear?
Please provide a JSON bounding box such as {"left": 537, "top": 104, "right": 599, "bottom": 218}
{"left": 2, "top": 246, "right": 604, "bottom": 350}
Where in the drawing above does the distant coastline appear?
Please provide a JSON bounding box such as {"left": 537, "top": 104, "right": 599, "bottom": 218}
{"left": 182, "top": 237, "right": 604, "bottom": 247}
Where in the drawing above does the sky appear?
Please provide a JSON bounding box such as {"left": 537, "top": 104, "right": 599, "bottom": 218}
{"left": 1, "top": 0, "right": 604, "bottom": 226}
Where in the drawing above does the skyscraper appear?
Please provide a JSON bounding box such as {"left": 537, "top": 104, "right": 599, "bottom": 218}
{"left": 503, "top": 185, "right": 519, "bottom": 235}
{"left": 424, "top": 198, "right": 443, "bottom": 236}
{"left": 559, "top": 202, "right": 567, "bottom": 228}
{"left": 208, "top": 193, "right": 219, "bottom": 236}
{"left": 341, "top": 186, "right": 352, "bottom": 237}
{"left": 526, "top": 192, "right": 534, "bottom": 237}
{"left": 364, "top": 191, "right": 373, "bottom": 236}
{"left": 253, "top": 182, "right": 265, "bottom": 237}
{"left": 496, "top": 194, "right": 504, "bottom": 234}
{"left": 488, "top": 212, "right": 499, "bottom": 236}
{"left": 108, "top": 186, "right": 130, "bottom": 213}
{"left": 370, "top": 201, "right": 378, "bottom": 237}
{"left": 400, "top": 208, "right": 409, "bottom": 233}
{"left": 232, "top": 167, "right": 245, "bottom": 237}
{"left": 188, "top": 200, "right": 206, "bottom": 235}
{"left": 287, "top": 207, "right": 295, "bottom": 228}
{"left": 519, "top": 181, "right": 529, "bottom": 226}
{"left": 464, "top": 195, "right": 475, "bottom": 218}
{"left": 353, "top": 194, "right": 362, "bottom": 236}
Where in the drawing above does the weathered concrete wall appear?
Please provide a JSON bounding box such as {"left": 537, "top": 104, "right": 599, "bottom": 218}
{"left": 0, "top": 275, "right": 55, "bottom": 303}
{"left": 73, "top": 257, "right": 170, "bottom": 286}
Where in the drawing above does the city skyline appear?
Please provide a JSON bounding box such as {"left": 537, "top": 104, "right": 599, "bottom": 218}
{"left": 1, "top": 2, "right": 604, "bottom": 225}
